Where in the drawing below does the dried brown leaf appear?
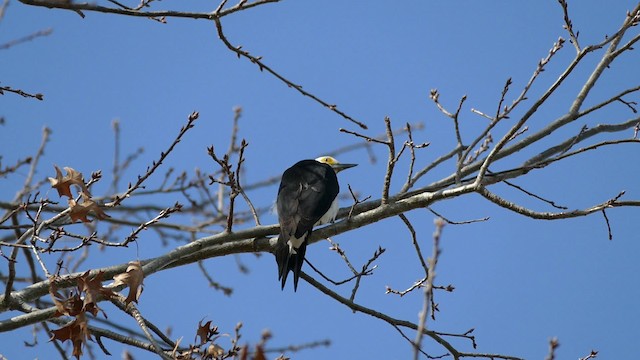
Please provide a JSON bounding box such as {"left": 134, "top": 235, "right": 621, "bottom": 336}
{"left": 77, "top": 270, "right": 115, "bottom": 317}
{"left": 48, "top": 165, "right": 90, "bottom": 198}
{"left": 49, "top": 314, "right": 92, "bottom": 359}
{"left": 113, "top": 261, "right": 144, "bottom": 304}
{"left": 49, "top": 278, "right": 83, "bottom": 317}
{"left": 197, "top": 320, "right": 212, "bottom": 345}
{"left": 196, "top": 320, "right": 220, "bottom": 345}
{"left": 68, "top": 193, "right": 110, "bottom": 223}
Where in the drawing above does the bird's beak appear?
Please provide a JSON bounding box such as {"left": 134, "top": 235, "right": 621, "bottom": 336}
{"left": 332, "top": 163, "right": 357, "bottom": 173}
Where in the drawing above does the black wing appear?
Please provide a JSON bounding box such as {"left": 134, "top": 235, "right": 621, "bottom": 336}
{"left": 278, "top": 160, "right": 338, "bottom": 239}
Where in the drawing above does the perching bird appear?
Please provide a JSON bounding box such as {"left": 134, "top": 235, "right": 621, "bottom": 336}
{"left": 275, "top": 156, "right": 357, "bottom": 291}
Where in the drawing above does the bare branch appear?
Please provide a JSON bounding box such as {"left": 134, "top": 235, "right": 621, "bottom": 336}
{"left": 399, "top": 214, "right": 428, "bottom": 277}
{"left": 579, "top": 85, "right": 640, "bottom": 117}
{"left": 301, "top": 271, "right": 522, "bottom": 360}
{"left": 427, "top": 207, "right": 490, "bottom": 225}
{"left": 18, "top": 0, "right": 281, "bottom": 20}
{"left": 478, "top": 186, "right": 632, "bottom": 221}
{"left": 382, "top": 117, "right": 396, "bottom": 204}
{"left": 108, "top": 111, "right": 198, "bottom": 207}
{"left": 557, "top": 0, "right": 581, "bottom": 52}
{"left": 413, "top": 218, "right": 444, "bottom": 359}
{"left": 570, "top": 4, "right": 640, "bottom": 115}
{"left": 602, "top": 208, "right": 613, "bottom": 241}
{"left": 122, "top": 202, "right": 183, "bottom": 246}
{"left": 545, "top": 337, "right": 560, "bottom": 360}
{"left": 0, "top": 85, "right": 44, "bottom": 100}
{"left": 579, "top": 350, "right": 599, "bottom": 360}
{"left": 0, "top": 28, "right": 53, "bottom": 50}
{"left": 264, "top": 339, "right": 331, "bottom": 355}
{"left": 0, "top": 156, "right": 32, "bottom": 177}
{"left": 213, "top": 12, "right": 366, "bottom": 129}
{"left": 475, "top": 36, "right": 566, "bottom": 185}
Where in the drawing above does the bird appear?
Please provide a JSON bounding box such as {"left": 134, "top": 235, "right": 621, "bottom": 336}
{"left": 275, "top": 156, "right": 357, "bottom": 291}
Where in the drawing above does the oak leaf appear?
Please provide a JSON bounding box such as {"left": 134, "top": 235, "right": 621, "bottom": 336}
{"left": 196, "top": 320, "right": 219, "bottom": 345}
{"left": 49, "top": 278, "right": 83, "bottom": 317}
{"left": 49, "top": 313, "right": 92, "bottom": 360}
{"left": 68, "top": 193, "right": 110, "bottom": 223}
{"left": 113, "top": 261, "right": 144, "bottom": 304}
{"left": 48, "top": 165, "right": 90, "bottom": 198}
{"left": 77, "top": 270, "right": 115, "bottom": 317}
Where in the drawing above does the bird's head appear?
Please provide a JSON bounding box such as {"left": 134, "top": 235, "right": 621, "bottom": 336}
{"left": 315, "top": 156, "right": 357, "bottom": 173}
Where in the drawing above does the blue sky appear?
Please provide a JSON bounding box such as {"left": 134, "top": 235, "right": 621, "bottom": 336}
{"left": 1, "top": 1, "right": 639, "bottom": 359}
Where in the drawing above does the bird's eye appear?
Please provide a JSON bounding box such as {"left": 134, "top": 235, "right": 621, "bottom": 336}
{"left": 316, "top": 156, "right": 337, "bottom": 165}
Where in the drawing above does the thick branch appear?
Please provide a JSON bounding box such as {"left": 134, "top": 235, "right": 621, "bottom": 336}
{"left": 18, "top": 0, "right": 280, "bottom": 19}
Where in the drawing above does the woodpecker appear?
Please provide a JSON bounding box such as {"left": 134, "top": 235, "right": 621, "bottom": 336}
{"left": 275, "top": 156, "right": 357, "bottom": 291}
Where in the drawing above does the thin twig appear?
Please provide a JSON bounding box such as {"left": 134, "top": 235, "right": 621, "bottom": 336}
{"left": 498, "top": 179, "right": 568, "bottom": 210}
{"left": 108, "top": 111, "right": 198, "bottom": 207}
{"left": 413, "top": 218, "right": 444, "bottom": 359}
{"left": 399, "top": 214, "right": 428, "bottom": 276}
{"left": 427, "top": 207, "right": 489, "bottom": 225}
{"left": 475, "top": 37, "right": 566, "bottom": 185}
{"left": 602, "top": 208, "right": 613, "bottom": 240}
{"left": 212, "top": 11, "right": 366, "bottom": 129}
{"left": 545, "top": 337, "right": 560, "bottom": 360}
{"left": 557, "top": 0, "right": 581, "bottom": 52}
{"left": 263, "top": 339, "right": 331, "bottom": 355}
{"left": 0, "top": 156, "right": 32, "bottom": 177}
{"left": 579, "top": 350, "right": 599, "bottom": 360}
{"left": 0, "top": 28, "right": 53, "bottom": 50}
{"left": 300, "top": 271, "right": 522, "bottom": 360}
{"left": 347, "top": 184, "right": 371, "bottom": 221}
{"left": 0, "top": 85, "right": 44, "bottom": 100}
{"left": 478, "top": 186, "right": 629, "bottom": 221}
{"left": 382, "top": 117, "right": 396, "bottom": 204}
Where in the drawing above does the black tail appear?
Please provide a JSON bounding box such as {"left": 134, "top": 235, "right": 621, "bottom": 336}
{"left": 275, "top": 237, "right": 308, "bottom": 291}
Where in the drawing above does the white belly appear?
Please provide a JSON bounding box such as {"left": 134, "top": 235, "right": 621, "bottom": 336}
{"left": 316, "top": 197, "right": 339, "bottom": 226}
{"left": 288, "top": 197, "right": 339, "bottom": 253}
